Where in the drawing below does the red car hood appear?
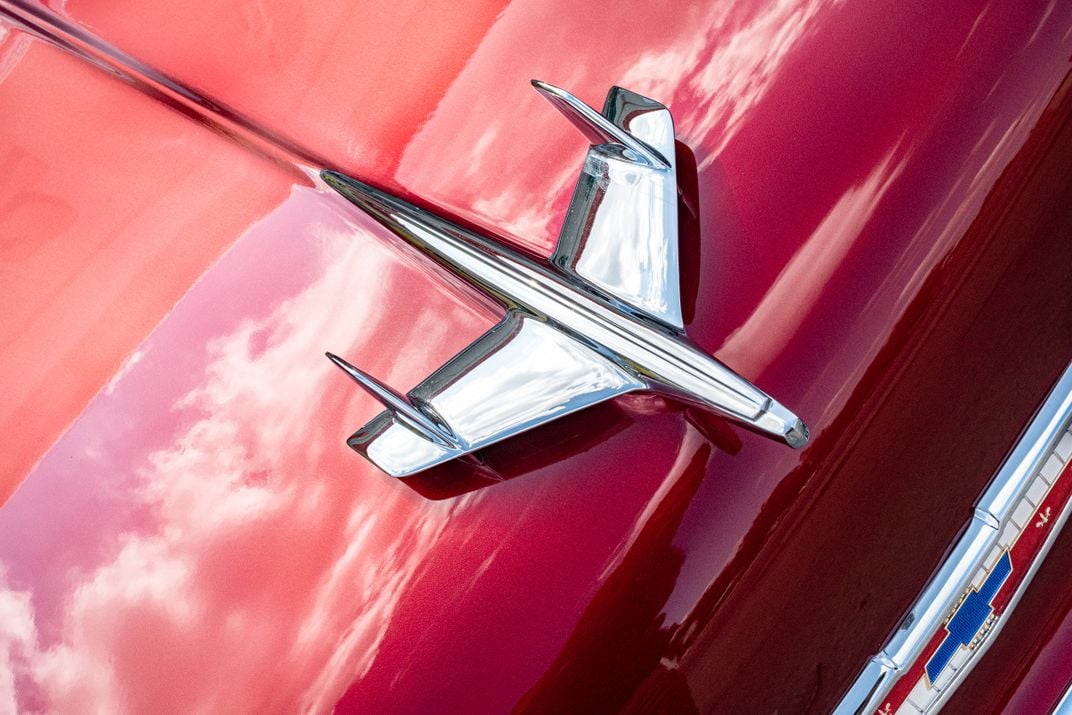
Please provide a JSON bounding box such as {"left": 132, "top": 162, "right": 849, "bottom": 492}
{"left": 2, "top": 0, "right": 1072, "bottom": 711}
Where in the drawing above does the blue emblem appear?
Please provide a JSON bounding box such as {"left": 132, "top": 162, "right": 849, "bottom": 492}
{"left": 925, "top": 551, "right": 1012, "bottom": 683}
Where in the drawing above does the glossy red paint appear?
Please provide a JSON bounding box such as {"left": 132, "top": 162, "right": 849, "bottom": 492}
{"left": 0, "top": 28, "right": 301, "bottom": 501}
{"left": 1, "top": 0, "right": 1072, "bottom": 712}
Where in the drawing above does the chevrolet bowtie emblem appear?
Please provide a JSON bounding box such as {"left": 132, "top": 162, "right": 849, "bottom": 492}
{"left": 323, "top": 80, "right": 809, "bottom": 478}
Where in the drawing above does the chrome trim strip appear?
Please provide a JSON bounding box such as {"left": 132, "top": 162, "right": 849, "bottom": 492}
{"left": 0, "top": 0, "right": 323, "bottom": 177}
{"left": 1054, "top": 681, "right": 1072, "bottom": 715}
{"left": 837, "top": 360, "right": 1072, "bottom": 714}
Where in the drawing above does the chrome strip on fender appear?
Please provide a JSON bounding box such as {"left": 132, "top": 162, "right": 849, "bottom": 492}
{"left": 837, "top": 360, "right": 1072, "bottom": 714}
{"left": 1055, "top": 681, "right": 1072, "bottom": 715}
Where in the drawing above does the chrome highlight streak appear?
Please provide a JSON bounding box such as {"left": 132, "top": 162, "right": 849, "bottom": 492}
{"left": 1055, "top": 681, "right": 1072, "bottom": 714}
{"left": 546, "top": 82, "right": 683, "bottom": 329}
{"left": 346, "top": 311, "right": 644, "bottom": 477}
{"left": 0, "top": 0, "right": 323, "bottom": 180}
{"left": 531, "top": 80, "right": 671, "bottom": 169}
{"left": 325, "top": 352, "right": 459, "bottom": 449}
{"left": 324, "top": 82, "right": 808, "bottom": 478}
{"left": 837, "top": 360, "right": 1072, "bottom": 714}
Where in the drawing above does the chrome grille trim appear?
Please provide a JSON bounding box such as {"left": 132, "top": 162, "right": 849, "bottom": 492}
{"left": 837, "top": 360, "right": 1072, "bottom": 714}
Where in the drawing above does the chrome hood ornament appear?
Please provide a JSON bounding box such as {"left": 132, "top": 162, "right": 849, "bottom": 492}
{"left": 323, "top": 80, "right": 808, "bottom": 478}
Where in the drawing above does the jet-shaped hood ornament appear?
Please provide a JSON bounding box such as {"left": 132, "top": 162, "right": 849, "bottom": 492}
{"left": 323, "top": 80, "right": 808, "bottom": 478}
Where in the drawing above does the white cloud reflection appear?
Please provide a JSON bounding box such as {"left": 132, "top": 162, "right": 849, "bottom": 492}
{"left": 621, "top": 0, "right": 842, "bottom": 167}
{"left": 0, "top": 189, "right": 494, "bottom": 712}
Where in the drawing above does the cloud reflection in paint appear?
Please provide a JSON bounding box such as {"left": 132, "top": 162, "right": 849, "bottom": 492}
{"left": 0, "top": 187, "right": 496, "bottom": 712}
{"left": 396, "top": 0, "right": 840, "bottom": 254}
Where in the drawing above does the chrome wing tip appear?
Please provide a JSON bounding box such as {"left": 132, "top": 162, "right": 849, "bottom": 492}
{"left": 753, "top": 399, "right": 810, "bottom": 449}
{"left": 529, "top": 78, "right": 672, "bottom": 170}
{"left": 786, "top": 418, "right": 810, "bottom": 449}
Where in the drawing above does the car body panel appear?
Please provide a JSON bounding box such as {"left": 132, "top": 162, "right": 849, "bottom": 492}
{"left": 0, "top": 27, "right": 300, "bottom": 501}
{"left": 1, "top": 0, "right": 1072, "bottom": 711}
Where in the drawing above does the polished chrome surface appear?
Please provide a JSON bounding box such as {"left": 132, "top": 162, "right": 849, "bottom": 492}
{"left": 837, "top": 360, "right": 1072, "bottom": 714}
{"left": 531, "top": 81, "right": 671, "bottom": 170}
{"left": 1055, "top": 681, "right": 1072, "bottom": 715}
{"left": 345, "top": 311, "right": 642, "bottom": 477}
{"left": 326, "top": 352, "right": 461, "bottom": 449}
{"left": 537, "top": 81, "right": 683, "bottom": 330}
{"left": 323, "top": 81, "right": 808, "bottom": 478}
